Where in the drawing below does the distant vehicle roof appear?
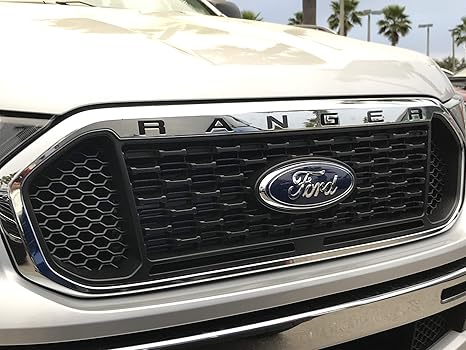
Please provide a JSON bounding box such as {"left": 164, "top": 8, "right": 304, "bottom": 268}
{"left": 207, "top": 0, "right": 240, "bottom": 18}
{"left": 441, "top": 68, "right": 454, "bottom": 77}
{"left": 454, "top": 68, "right": 466, "bottom": 78}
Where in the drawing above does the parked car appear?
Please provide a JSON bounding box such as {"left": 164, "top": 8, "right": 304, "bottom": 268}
{"left": 441, "top": 68, "right": 454, "bottom": 77}
{"left": 455, "top": 68, "right": 466, "bottom": 77}
{"left": 208, "top": 0, "right": 241, "bottom": 18}
{"left": 449, "top": 69, "right": 466, "bottom": 100}
{"left": 0, "top": 0, "right": 465, "bottom": 349}
{"left": 455, "top": 86, "right": 466, "bottom": 100}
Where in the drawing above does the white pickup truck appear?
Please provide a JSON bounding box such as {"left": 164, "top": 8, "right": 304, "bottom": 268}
{"left": 0, "top": 1, "right": 465, "bottom": 349}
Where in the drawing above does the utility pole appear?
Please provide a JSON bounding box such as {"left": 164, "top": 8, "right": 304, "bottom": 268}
{"left": 302, "top": 0, "right": 317, "bottom": 25}
{"left": 339, "top": 0, "right": 345, "bottom": 35}
{"left": 362, "top": 9, "right": 383, "bottom": 42}
{"left": 419, "top": 24, "right": 433, "bottom": 56}
{"left": 449, "top": 28, "right": 457, "bottom": 72}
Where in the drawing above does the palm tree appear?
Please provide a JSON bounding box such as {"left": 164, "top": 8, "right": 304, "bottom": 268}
{"left": 288, "top": 11, "right": 303, "bottom": 25}
{"left": 327, "top": 0, "right": 363, "bottom": 36}
{"left": 377, "top": 5, "right": 412, "bottom": 46}
{"left": 241, "top": 10, "right": 263, "bottom": 21}
{"left": 435, "top": 57, "right": 466, "bottom": 72}
{"left": 454, "top": 17, "right": 466, "bottom": 46}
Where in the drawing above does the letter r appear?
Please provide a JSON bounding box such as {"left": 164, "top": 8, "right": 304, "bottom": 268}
{"left": 138, "top": 120, "right": 167, "bottom": 135}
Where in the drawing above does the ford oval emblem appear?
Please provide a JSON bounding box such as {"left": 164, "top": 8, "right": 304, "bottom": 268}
{"left": 257, "top": 158, "right": 355, "bottom": 213}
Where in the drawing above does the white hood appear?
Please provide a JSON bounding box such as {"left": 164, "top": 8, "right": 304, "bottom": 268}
{"left": 0, "top": 2, "right": 455, "bottom": 114}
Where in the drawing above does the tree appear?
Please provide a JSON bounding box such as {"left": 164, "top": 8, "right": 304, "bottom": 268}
{"left": 377, "top": 5, "right": 412, "bottom": 46}
{"left": 327, "top": 0, "right": 363, "bottom": 36}
{"left": 454, "top": 17, "right": 466, "bottom": 46}
{"left": 288, "top": 11, "right": 303, "bottom": 25}
{"left": 241, "top": 10, "right": 263, "bottom": 21}
{"left": 0, "top": 175, "right": 13, "bottom": 186}
{"left": 435, "top": 57, "right": 466, "bottom": 72}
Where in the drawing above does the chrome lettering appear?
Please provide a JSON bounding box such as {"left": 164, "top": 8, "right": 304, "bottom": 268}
{"left": 138, "top": 120, "right": 166, "bottom": 135}
{"left": 408, "top": 108, "right": 424, "bottom": 120}
{"left": 267, "top": 115, "right": 289, "bottom": 130}
{"left": 367, "top": 110, "right": 384, "bottom": 123}
{"left": 206, "top": 118, "right": 233, "bottom": 133}
{"left": 288, "top": 170, "right": 339, "bottom": 201}
{"left": 321, "top": 113, "right": 340, "bottom": 126}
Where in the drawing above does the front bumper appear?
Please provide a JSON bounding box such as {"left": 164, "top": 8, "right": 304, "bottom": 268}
{"left": 1, "top": 206, "right": 466, "bottom": 348}
{"left": 89, "top": 257, "right": 466, "bottom": 350}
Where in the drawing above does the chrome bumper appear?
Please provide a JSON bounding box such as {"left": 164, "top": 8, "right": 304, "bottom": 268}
{"left": 114, "top": 263, "right": 466, "bottom": 350}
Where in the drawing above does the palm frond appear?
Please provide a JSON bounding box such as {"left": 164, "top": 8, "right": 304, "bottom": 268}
{"left": 327, "top": 0, "right": 363, "bottom": 36}
{"left": 377, "top": 5, "right": 411, "bottom": 46}
{"left": 288, "top": 11, "right": 303, "bottom": 25}
{"left": 241, "top": 10, "right": 263, "bottom": 21}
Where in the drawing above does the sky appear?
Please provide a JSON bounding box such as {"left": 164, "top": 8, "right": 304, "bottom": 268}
{"left": 232, "top": 0, "right": 466, "bottom": 60}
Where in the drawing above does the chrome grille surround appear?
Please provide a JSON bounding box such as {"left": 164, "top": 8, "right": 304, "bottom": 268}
{"left": 0, "top": 98, "right": 464, "bottom": 297}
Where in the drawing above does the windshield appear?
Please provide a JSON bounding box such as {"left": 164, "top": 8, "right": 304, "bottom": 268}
{"left": 1, "top": 0, "right": 216, "bottom": 14}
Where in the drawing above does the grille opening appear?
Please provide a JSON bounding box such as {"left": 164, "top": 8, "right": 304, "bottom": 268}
{"left": 441, "top": 281, "right": 466, "bottom": 302}
{"left": 150, "top": 243, "right": 295, "bottom": 275}
{"left": 117, "top": 124, "right": 438, "bottom": 282}
{"left": 427, "top": 117, "right": 461, "bottom": 223}
{"left": 126, "top": 125, "right": 429, "bottom": 259}
{"left": 25, "top": 134, "right": 142, "bottom": 284}
{"left": 323, "top": 220, "right": 425, "bottom": 247}
{"left": 410, "top": 314, "right": 448, "bottom": 350}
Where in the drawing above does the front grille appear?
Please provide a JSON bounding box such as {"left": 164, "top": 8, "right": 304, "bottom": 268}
{"left": 125, "top": 125, "right": 428, "bottom": 264}
{"left": 427, "top": 143, "right": 447, "bottom": 215}
{"left": 25, "top": 137, "right": 141, "bottom": 283}
{"left": 21, "top": 119, "right": 461, "bottom": 288}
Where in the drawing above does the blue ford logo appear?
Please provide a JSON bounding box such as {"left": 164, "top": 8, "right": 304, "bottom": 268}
{"left": 257, "top": 158, "right": 355, "bottom": 213}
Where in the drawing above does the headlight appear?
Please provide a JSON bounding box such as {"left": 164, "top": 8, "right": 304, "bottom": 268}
{"left": 0, "top": 116, "right": 48, "bottom": 167}
{"left": 445, "top": 94, "right": 466, "bottom": 134}
{"left": 0, "top": 115, "right": 49, "bottom": 260}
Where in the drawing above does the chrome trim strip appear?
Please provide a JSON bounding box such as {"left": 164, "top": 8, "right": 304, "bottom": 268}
{"left": 114, "top": 263, "right": 466, "bottom": 350}
{"left": 0, "top": 97, "right": 464, "bottom": 296}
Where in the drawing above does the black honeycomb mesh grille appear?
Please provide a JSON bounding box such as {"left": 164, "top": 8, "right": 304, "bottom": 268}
{"left": 411, "top": 314, "right": 448, "bottom": 350}
{"left": 26, "top": 137, "right": 140, "bottom": 282}
{"left": 427, "top": 143, "right": 447, "bottom": 215}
